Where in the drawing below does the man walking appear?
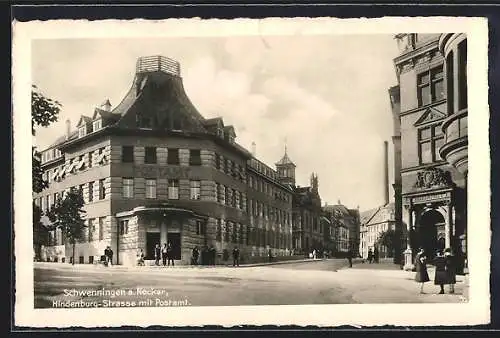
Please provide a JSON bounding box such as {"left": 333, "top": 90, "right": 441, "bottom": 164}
{"left": 154, "top": 244, "right": 161, "bottom": 266}
{"left": 232, "top": 246, "right": 240, "bottom": 267}
{"left": 192, "top": 246, "right": 200, "bottom": 266}
{"left": 161, "top": 243, "right": 168, "bottom": 266}
{"left": 167, "top": 242, "right": 175, "bottom": 266}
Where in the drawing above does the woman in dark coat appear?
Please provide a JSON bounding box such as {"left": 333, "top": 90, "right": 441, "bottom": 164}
{"left": 414, "top": 247, "right": 430, "bottom": 294}
{"left": 433, "top": 250, "right": 447, "bottom": 294}
{"left": 444, "top": 248, "right": 457, "bottom": 293}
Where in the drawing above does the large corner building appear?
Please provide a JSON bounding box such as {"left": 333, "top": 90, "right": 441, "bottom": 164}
{"left": 33, "top": 56, "right": 330, "bottom": 266}
{"left": 34, "top": 56, "right": 298, "bottom": 265}
{"left": 390, "top": 34, "right": 468, "bottom": 272}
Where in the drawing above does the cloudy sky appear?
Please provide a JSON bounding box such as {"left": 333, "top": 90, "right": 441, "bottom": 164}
{"left": 32, "top": 34, "right": 400, "bottom": 212}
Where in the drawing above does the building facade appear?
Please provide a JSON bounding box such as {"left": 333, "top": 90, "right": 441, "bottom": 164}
{"left": 391, "top": 34, "right": 468, "bottom": 272}
{"left": 323, "top": 203, "right": 360, "bottom": 257}
{"left": 359, "top": 203, "right": 396, "bottom": 259}
{"left": 33, "top": 55, "right": 295, "bottom": 266}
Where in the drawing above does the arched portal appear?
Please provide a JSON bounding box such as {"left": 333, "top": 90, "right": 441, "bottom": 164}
{"left": 418, "top": 209, "right": 445, "bottom": 258}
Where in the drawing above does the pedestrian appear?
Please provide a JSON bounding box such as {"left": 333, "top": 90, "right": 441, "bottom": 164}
{"left": 268, "top": 249, "right": 273, "bottom": 263}
{"left": 368, "top": 249, "right": 373, "bottom": 264}
{"left": 209, "top": 245, "right": 216, "bottom": 266}
{"left": 137, "top": 249, "right": 145, "bottom": 266}
{"left": 103, "top": 247, "right": 110, "bottom": 267}
{"left": 433, "top": 249, "right": 447, "bottom": 294}
{"left": 107, "top": 246, "right": 114, "bottom": 266}
{"left": 312, "top": 249, "right": 317, "bottom": 259}
{"left": 161, "top": 243, "right": 168, "bottom": 266}
{"left": 347, "top": 249, "right": 353, "bottom": 268}
{"left": 444, "top": 248, "right": 457, "bottom": 294}
{"left": 192, "top": 246, "right": 199, "bottom": 266}
{"left": 154, "top": 244, "right": 161, "bottom": 266}
{"left": 232, "top": 246, "right": 240, "bottom": 267}
{"left": 167, "top": 242, "right": 175, "bottom": 266}
{"left": 374, "top": 247, "right": 379, "bottom": 264}
{"left": 414, "top": 247, "right": 430, "bottom": 294}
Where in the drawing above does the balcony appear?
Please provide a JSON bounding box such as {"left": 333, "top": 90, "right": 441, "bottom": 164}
{"left": 439, "top": 108, "right": 468, "bottom": 175}
{"left": 136, "top": 55, "right": 181, "bottom": 77}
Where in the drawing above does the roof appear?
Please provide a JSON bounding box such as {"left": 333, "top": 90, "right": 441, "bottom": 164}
{"left": 276, "top": 151, "right": 295, "bottom": 166}
{"left": 361, "top": 203, "right": 395, "bottom": 226}
{"left": 47, "top": 130, "right": 78, "bottom": 148}
{"left": 204, "top": 117, "right": 223, "bottom": 126}
{"left": 76, "top": 115, "right": 92, "bottom": 127}
{"left": 93, "top": 107, "right": 117, "bottom": 120}
{"left": 323, "top": 204, "right": 352, "bottom": 217}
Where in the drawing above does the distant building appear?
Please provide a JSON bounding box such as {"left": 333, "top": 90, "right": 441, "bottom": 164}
{"left": 391, "top": 34, "right": 468, "bottom": 272}
{"left": 323, "top": 202, "right": 360, "bottom": 257}
{"left": 360, "top": 203, "right": 397, "bottom": 259}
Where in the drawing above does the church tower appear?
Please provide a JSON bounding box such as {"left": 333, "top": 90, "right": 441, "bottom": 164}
{"left": 276, "top": 144, "right": 296, "bottom": 186}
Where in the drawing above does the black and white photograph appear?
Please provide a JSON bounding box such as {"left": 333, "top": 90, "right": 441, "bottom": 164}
{"left": 13, "top": 17, "right": 490, "bottom": 327}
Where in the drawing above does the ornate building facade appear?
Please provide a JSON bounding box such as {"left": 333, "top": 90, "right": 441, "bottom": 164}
{"left": 391, "top": 34, "right": 468, "bottom": 272}
{"left": 33, "top": 55, "right": 295, "bottom": 266}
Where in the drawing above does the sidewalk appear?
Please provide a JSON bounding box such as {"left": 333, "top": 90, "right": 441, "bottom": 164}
{"left": 34, "top": 258, "right": 325, "bottom": 271}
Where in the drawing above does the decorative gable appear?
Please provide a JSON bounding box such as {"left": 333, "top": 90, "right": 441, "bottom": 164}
{"left": 414, "top": 106, "right": 447, "bottom": 126}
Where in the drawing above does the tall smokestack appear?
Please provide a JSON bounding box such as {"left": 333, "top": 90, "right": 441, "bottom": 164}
{"left": 384, "top": 140, "right": 389, "bottom": 205}
{"left": 65, "top": 119, "right": 71, "bottom": 140}
{"left": 251, "top": 142, "right": 256, "bottom": 157}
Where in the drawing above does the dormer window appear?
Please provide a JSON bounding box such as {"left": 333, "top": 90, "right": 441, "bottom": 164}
{"left": 93, "top": 119, "right": 102, "bottom": 132}
{"left": 79, "top": 126, "right": 87, "bottom": 138}
{"left": 217, "top": 128, "right": 224, "bottom": 138}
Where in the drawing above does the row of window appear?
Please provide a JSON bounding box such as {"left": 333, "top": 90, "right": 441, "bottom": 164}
{"left": 247, "top": 199, "right": 291, "bottom": 226}
{"left": 35, "top": 179, "right": 107, "bottom": 211}
{"left": 248, "top": 158, "right": 281, "bottom": 181}
{"left": 43, "top": 147, "right": 107, "bottom": 184}
{"left": 46, "top": 216, "right": 106, "bottom": 245}
{"left": 122, "top": 178, "right": 201, "bottom": 200}
{"left": 215, "top": 219, "right": 292, "bottom": 249}
{"left": 79, "top": 118, "right": 103, "bottom": 138}
{"left": 122, "top": 146, "right": 202, "bottom": 165}
{"left": 215, "top": 183, "right": 244, "bottom": 209}
{"left": 41, "top": 148, "right": 63, "bottom": 164}
{"left": 248, "top": 174, "right": 291, "bottom": 202}
{"left": 214, "top": 153, "right": 246, "bottom": 182}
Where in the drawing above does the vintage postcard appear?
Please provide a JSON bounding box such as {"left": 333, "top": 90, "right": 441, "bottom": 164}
{"left": 13, "top": 16, "right": 490, "bottom": 328}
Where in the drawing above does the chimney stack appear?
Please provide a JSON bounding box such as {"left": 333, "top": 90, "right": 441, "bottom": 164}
{"left": 384, "top": 140, "right": 389, "bottom": 206}
{"left": 251, "top": 142, "right": 256, "bottom": 157}
{"left": 65, "top": 119, "right": 71, "bottom": 140}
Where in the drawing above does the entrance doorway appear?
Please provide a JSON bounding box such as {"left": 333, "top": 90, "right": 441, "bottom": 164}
{"left": 418, "top": 209, "right": 445, "bottom": 259}
{"left": 146, "top": 232, "right": 160, "bottom": 260}
{"left": 167, "top": 232, "right": 181, "bottom": 260}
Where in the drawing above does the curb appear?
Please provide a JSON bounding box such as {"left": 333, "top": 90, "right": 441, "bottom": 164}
{"left": 34, "top": 258, "right": 328, "bottom": 270}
